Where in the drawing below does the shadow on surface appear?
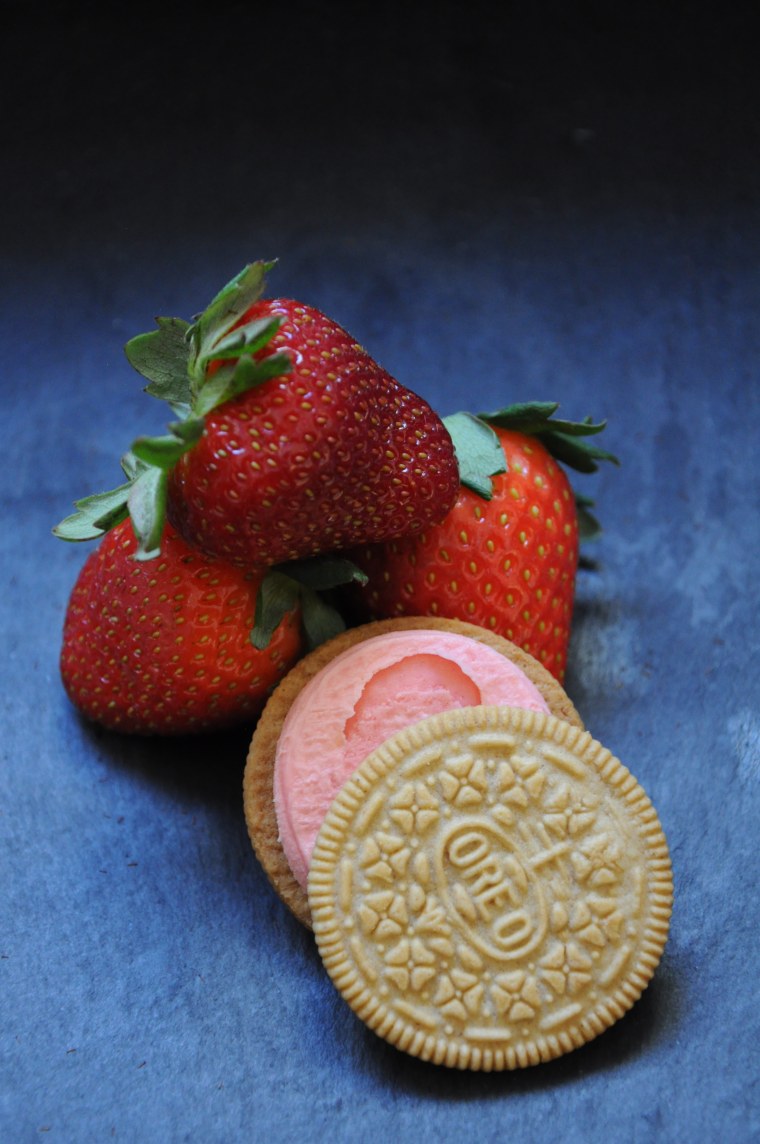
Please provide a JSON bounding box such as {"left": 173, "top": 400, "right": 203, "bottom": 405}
{"left": 349, "top": 957, "right": 685, "bottom": 1099}
{"left": 73, "top": 713, "right": 253, "bottom": 809}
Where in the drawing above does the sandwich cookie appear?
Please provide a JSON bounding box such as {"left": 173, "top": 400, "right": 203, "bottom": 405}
{"left": 308, "top": 706, "right": 672, "bottom": 1070}
{"left": 244, "top": 617, "right": 584, "bottom": 927}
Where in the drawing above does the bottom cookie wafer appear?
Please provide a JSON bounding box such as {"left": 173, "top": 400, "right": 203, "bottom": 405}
{"left": 308, "top": 706, "right": 672, "bottom": 1071}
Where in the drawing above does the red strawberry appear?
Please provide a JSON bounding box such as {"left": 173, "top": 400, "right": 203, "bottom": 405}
{"left": 55, "top": 261, "right": 459, "bottom": 572}
{"left": 345, "top": 405, "right": 618, "bottom": 681}
{"left": 60, "top": 519, "right": 302, "bottom": 735}
{"left": 166, "top": 296, "right": 459, "bottom": 568}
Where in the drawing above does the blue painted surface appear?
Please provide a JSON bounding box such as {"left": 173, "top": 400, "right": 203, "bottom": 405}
{"left": 2, "top": 7, "right": 759, "bottom": 1141}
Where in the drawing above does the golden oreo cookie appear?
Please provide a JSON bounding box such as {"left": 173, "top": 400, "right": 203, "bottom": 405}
{"left": 308, "top": 706, "right": 672, "bottom": 1070}
{"left": 244, "top": 617, "right": 584, "bottom": 928}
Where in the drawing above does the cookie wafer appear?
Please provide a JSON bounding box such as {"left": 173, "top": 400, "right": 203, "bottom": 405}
{"left": 308, "top": 705, "right": 672, "bottom": 1070}
{"left": 244, "top": 618, "right": 584, "bottom": 928}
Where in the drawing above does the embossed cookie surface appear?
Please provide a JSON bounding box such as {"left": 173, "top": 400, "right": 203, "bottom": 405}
{"left": 308, "top": 706, "right": 672, "bottom": 1071}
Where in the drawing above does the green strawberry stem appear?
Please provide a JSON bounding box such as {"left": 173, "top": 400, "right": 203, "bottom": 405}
{"left": 252, "top": 556, "right": 369, "bottom": 652}
{"left": 444, "top": 401, "right": 619, "bottom": 541}
{"left": 481, "top": 402, "right": 619, "bottom": 475}
{"left": 441, "top": 412, "right": 507, "bottom": 498}
{"left": 53, "top": 261, "right": 292, "bottom": 559}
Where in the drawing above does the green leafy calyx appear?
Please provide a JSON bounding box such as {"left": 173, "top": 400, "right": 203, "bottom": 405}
{"left": 442, "top": 411, "right": 507, "bottom": 499}
{"left": 54, "top": 261, "right": 292, "bottom": 557}
{"left": 446, "top": 401, "right": 619, "bottom": 536}
{"left": 252, "top": 556, "right": 369, "bottom": 652}
{"left": 479, "top": 402, "right": 619, "bottom": 475}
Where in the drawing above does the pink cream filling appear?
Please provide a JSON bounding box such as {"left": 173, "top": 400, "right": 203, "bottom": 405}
{"left": 273, "top": 629, "right": 551, "bottom": 888}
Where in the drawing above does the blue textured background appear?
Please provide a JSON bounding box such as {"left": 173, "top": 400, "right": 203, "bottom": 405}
{"left": 2, "top": 5, "right": 759, "bottom": 1140}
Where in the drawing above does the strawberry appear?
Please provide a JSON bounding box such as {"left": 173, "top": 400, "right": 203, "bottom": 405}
{"left": 344, "top": 404, "right": 618, "bottom": 681}
{"left": 55, "top": 261, "right": 459, "bottom": 572}
{"left": 60, "top": 519, "right": 302, "bottom": 735}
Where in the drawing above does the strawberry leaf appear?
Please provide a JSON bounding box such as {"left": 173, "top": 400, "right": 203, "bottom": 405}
{"left": 120, "top": 450, "right": 142, "bottom": 481}
{"left": 575, "top": 494, "right": 602, "bottom": 540}
{"left": 542, "top": 431, "right": 619, "bottom": 474}
{"left": 478, "top": 404, "right": 619, "bottom": 474}
{"left": 443, "top": 412, "right": 506, "bottom": 498}
{"left": 579, "top": 552, "right": 600, "bottom": 571}
{"left": 252, "top": 557, "right": 365, "bottom": 652}
{"left": 168, "top": 416, "right": 207, "bottom": 445}
{"left": 299, "top": 586, "right": 348, "bottom": 649}
{"left": 543, "top": 416, "right": 607, "bottom": 437}
{"left": 192, "top": 350, "right": 292, "bottom": 418}
{"left": 53, "top": 483, "right": 132, "bottom": 541}
{"left": 251, "top": 572, "right": 301, "bottom": 651}
{"left": 55, "top": 261, "right": 288, "bottom": 557}
{"left": 481, "top": 401, "right": 560, "bottom": 433}
{"left": 189, "top": 260, "right": 275, "bottom": 373}
{"left": 196, "top": 315, "right": 282, "bottom": 371}
{"left": 127, "top": 465, "right": 168, "bottom": 560}
{"left": 275, "top": 554, "right": 368, "bottom": 592}
{"left": 131, "top": 418, "right": 205, "bottom": 470}
{"left": 445, "top": 403, "right": 620, "bottom": 544}
{"left": 125, "top": 317, "right": 193, "bottom": 415}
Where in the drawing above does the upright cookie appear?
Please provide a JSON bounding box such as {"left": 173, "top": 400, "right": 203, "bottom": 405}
{"left": 308, "top": 706, "right": 672, "bottom": 1070}
{"left": 244, "top": 618, "right": 584, "bottom": 928}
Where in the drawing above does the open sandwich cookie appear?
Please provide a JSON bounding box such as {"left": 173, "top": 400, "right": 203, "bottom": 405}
{"left": 244, "top": 617, "right": 584, "bottom": 928}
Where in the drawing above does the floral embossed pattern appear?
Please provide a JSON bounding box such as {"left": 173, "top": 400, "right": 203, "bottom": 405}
{"left": 308, "top": 707, "right": 672, "bottom": 1071}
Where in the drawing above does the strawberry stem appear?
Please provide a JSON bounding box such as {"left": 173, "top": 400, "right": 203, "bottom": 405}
{"left": 54, "top": 261, "right": 292, "bottom": 556}
{"left": 252, "top": 556, "right": 368, "bottom": 651}
{"left": 125, "top": 317, "right": 193, "bottom": 415}
{"left": 478, "top": 402, "right": 619, "bottom": 473}
{"left": 442, "top": 412, "right": 506, "bottom": 499}
{"left": 445, "top": 401, "right": 619, "bottom": 539}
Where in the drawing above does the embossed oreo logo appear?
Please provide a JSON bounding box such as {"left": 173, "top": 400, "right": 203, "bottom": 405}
{"left": 437, "top": 820, "right": 547, "bottom": 961}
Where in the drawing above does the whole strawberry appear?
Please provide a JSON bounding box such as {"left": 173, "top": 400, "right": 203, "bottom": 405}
{"left": 55, "top": 261, "right": 459, "bottom": 570}
{"left": 345, "top": 405, "right": 618, "bottom": 681}
{"left": 60, "top": 519, "right": 302, "bottom": 735}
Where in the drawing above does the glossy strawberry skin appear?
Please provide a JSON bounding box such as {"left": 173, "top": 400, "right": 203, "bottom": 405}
{"left": 60, "top": 520, "right": 302, "bottom": 735}
{"left": 166, "top": 299, "right": 460, "bottom": 568}
{"left": 347, "top": 429, "right": 580, "bottom": 680}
